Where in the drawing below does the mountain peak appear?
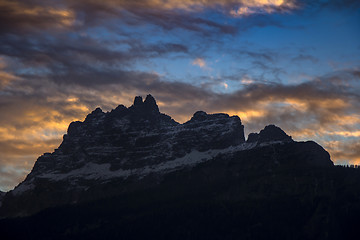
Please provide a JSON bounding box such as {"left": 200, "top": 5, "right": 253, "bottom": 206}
{"left": 247, "top": 124, "right": 293, "bottom": 143}
{"left": 191, "top": 111, "right": 208, "bottom": 121}
{"left": 133, "top": 96, "right": 143, "bottom": 106}
{"left": 130, "top": 94, "right": 159, "bottom": 113}
{"left": 143, "top": 94, "right": 159, "bottom": 112}
{"left": 84, "top": 107, "right": 104, "bottom": 123}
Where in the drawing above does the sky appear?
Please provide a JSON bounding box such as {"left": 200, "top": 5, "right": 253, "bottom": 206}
{"left": 0, "top": 0, "right": 359, "bottom": 192}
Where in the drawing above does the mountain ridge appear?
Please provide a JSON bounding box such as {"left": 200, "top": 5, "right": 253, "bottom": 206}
{"left": 0, "top": 94, "right": 333, "bottom": 218}
{"left": 1, "top": 95, "right": 360, "bottom": 240}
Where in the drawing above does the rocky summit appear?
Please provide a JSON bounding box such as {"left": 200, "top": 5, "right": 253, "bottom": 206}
{"left": 1, "top": 94, "right": 248, "bottom": 217}
{"left": 1, "top": 95, "right": 359, "bottom": 240}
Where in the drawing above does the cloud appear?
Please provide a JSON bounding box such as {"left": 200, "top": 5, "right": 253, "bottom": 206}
{"left": 325, "top": 141, "right": 360, "bottom": 164}
{"left": 192, "top": 58, "right": 207, "bottom": 68}
{"left": 291, "top": 54, "right": 318, "bottom": 63}
{"left": 0, "top": 0, "right": 300, "bottom": 37}
{"left": 241, "top": 77, "right": 255, "bottom": 85}
{"left": 0, "top": 166, "right": 29, "bottom": 192}
{"left": 70, "top": 0, "right": 298, "bottom": 15}
{"left": 0, "top": 58, "right": 19, "bottom": 89}
{"left": 230, "top": 0, "right": 297, "bottom": 17}
{"left": 0, "top": 0, "right": 76, "bottom": 33}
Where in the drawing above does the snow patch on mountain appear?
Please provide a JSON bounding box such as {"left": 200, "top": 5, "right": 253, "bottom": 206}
{"left": 19, "top": 143, "right": 259, "bottom": 187}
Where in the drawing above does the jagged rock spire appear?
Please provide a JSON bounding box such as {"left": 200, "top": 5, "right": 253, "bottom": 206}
{"left": 144, "top": 94, "right": 159, "bottom": 112}
{"left": 133, "top": 96, "right": 143, "bottom": 106}
{"left": 131, "top": 94, "right": 159, "bottom": 113}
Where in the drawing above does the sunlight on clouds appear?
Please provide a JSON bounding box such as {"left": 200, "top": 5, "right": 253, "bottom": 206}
{"left": 0, "top": 103, "right": 88, "bottom": 191}
{"left": 325, "top": 114, "right": 360, "bottom": 127}
{"left": 0, "top": 57, "right": 19, "bottom": 88}
{"left": 0, "top": 0, "right": 75, "bottom": 28}
{"left": 275, "top": 98, "right": 349, "bottom": 114}
{"left": 282, "top": 99, "right": 308, "bottom": 112}
{"left": 96, "top": 0, "right": 298, "bottom": 16}
{"left": 66, "top": 97, "right": 79, "bottom": 103}
{"left": 0, "top": 71, "right": 18, "bottom": 89}
{"left": 48, "top": 9, "right": 75, "bottom": 27}
{"left": 325, "top": 141, "right": 360, "bottom": 164}
{"left": 230, "top": 0, "right": 296, "bottom": 16}
{"left": 241, "top": 77, "right": 254, "bottom": 85}
{"left": 315, "top": 98, "right": 349, "bottom": 109}
{"left": 222, "top": 82, "right": 229, "bottom": 89}
{"left": 220, "top": 93, "right": 360, "bottom": 166}
{"left": 328, "top": 131, "right": 360, "bottom": 138}
{"left": 138, "top": 0, "right": 295, "bottom": 11}
{"left": 192, "top": 58, "right": 206, "bottom": 68}
{"left": 231, "top": 110, "right": 267, "bottom": 122}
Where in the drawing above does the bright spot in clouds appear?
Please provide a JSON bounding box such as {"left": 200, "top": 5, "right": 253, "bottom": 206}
{"left": 241, "top": 77, "right": 254, "bottom": 85}
{"left": 192, "top": 58, "right": 206, "bottom": 68}
{"left": 223, "top": 82, "right": 228, "bottom": 89}
{"left": 230, "top": 0, "right": 295, "bottom": 16}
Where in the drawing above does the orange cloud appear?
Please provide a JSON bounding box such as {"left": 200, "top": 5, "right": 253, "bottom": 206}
{"left": 0, "top": 0, "right": 76, "bottom": 31}
{"left": 73, "top": 0, "right": 297, "bottom": 16}
{"left": 327, "top": 131, "right": 360, "bottom": 138}
{"left": 192, "top": 58, "right": 206, "bottom": 68}
{"left": 229, "top": 0, "right": 297, "bottom": 16}
{"left": 324, "top": 141, "right": 360, "bottom": 165}
{"left": 0, "top": 58, "right": 19, "bottom": 89}
{"left": 227, "top": 109, "right": 267, "bottom": 123}
{"left": 128, "top": 0, "right": 296, "bottom": 12}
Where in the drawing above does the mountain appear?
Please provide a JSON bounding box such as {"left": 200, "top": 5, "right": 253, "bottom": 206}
{"left": 0, "top": 95, "right": 359, "bottom": 240}
{"left": 0, "top": 191, "right": 4, "bottom": 207}
{"left": 0, "top": 94, "right": 247, "bottom": 217}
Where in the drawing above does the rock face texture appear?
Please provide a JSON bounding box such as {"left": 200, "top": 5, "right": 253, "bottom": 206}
{"left": 0, "top": 95, "right": 334, "bottom": 220}
{"left": 28, "top": 94, "right": 245, "bottom": 179}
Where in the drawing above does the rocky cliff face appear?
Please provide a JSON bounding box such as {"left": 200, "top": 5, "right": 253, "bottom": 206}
{"left": 0, "top": 95, "right": 333, "bottom": 218}
{"left": 24, "top": 95, "right": 245, "bottom": 185}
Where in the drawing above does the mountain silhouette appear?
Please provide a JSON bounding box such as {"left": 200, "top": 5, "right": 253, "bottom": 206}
{"left": 0, "top": 95, "right": 359, "bottom": 240}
